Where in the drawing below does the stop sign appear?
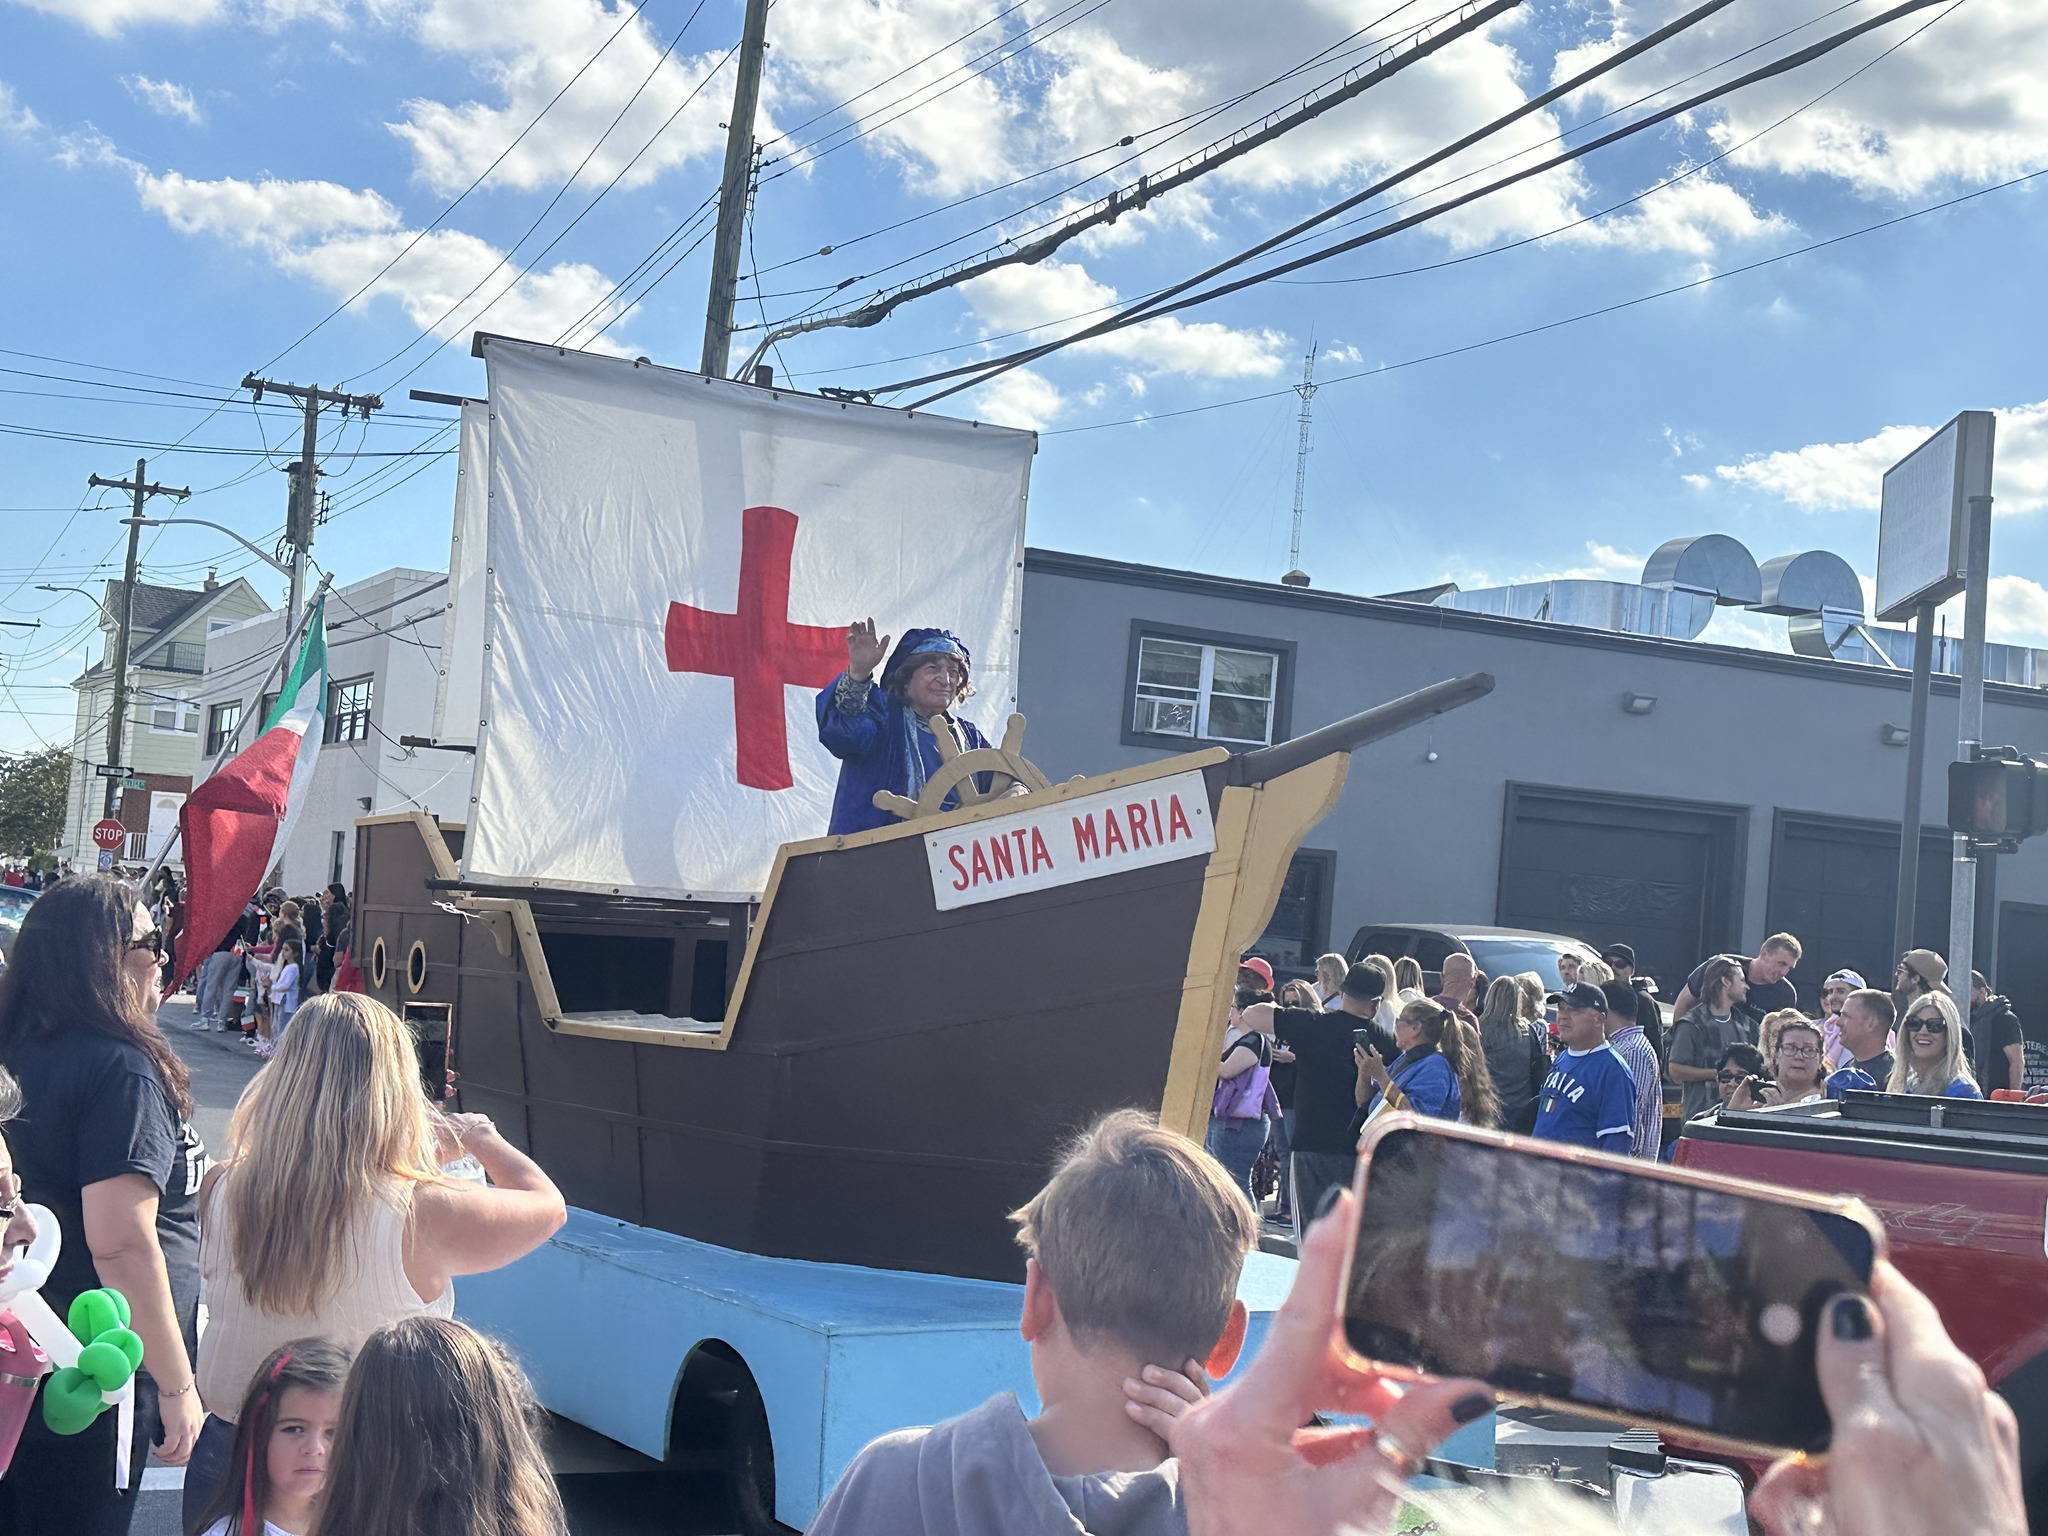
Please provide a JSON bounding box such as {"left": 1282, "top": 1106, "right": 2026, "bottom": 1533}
{"left": 92, "top": 818, "right": 126, "bottom": 852}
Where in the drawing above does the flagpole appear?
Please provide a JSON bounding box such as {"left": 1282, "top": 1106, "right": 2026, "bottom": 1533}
{"left": 142, "top": 574, "right": 335, "bottom": 889}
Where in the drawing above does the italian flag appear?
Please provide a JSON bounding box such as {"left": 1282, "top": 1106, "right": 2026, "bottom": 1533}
{"left": 172, "top": 597, "right": 329, "bottom": 985}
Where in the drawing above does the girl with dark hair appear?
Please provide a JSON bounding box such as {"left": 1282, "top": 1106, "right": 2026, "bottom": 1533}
{"left": 314, "top": 886, "right": 349, "bottom": 996}
{"left": 188, "top": 1339, "right": 349, "bottom": 1536}
{"left": 310, "top": 1317, "right": 566, "bottom": 1536}
{"left": 1354, "top": 998, "right": 1501, "bottom": 1130}
{"left": 0, "top": 875, "right": 206, "bottom": 1536}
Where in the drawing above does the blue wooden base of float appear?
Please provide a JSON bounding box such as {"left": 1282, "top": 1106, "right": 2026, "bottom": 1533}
{"left": 458, "top": 1207, "right": 1493, "bottom": 1527}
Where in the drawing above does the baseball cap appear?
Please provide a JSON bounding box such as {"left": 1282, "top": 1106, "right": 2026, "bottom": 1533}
{"left": 1900, "top": 949, "right": 1947, "bottom": 988}
{"left": 1972, "top": 969, "right": 1990, "bottom": 991}
{"left": 1600, "top": 943, "right": 1635, "bottom": 968}
{"left": 1823, "top": 968, "right": 1865, "bottom": 990}
{"left": 1557, "top": 981, "right": 1609, "bottom": 1012}
{"left": 1237, "top": 957, "right": 1274, "bottom": 988}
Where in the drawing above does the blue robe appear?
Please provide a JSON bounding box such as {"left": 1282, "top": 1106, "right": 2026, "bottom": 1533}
{"left": 816, "top": 672, "right": 993, "bottom": 835}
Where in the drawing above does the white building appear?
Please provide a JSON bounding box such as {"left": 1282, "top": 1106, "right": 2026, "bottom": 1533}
{"left": 196, "top": 568, "right": 473, "bottom": 894}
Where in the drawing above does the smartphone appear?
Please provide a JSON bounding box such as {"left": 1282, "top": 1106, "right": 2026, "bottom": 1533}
{"left": 401, "top": 1001, "right": 456, "bottom": 1105}
{"left": 1353, "top": 1028, "right": 1375, "bottom": 1053}
{"left": 1341, "top": 1114, "right": 1882, "bottom": 1457}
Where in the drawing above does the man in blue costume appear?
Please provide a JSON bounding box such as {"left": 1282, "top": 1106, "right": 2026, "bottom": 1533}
{"left": 817, "top": 619, "right": 995, "bottom": 835}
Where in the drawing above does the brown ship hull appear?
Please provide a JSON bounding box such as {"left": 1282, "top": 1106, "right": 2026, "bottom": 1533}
{"left": 353, "top": 677, "right": 1491, "bottom": 1281}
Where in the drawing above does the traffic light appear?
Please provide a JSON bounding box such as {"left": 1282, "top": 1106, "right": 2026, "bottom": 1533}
{"left": 1948, "top": 749, "right": 2048, "bottom": 848}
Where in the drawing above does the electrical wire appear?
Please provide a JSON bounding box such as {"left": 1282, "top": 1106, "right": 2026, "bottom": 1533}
{"left": 1034, "top": 164, "right": 2048, "bottom": 437}
{"left": 892, "top": 0, "right": 1947, "bottom": 407}
{"left": 251, "top": 0, "right": 657, "bottom": 377}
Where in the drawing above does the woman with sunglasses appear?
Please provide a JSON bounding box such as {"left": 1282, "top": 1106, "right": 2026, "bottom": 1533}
{"left": 0, "top": 877, "right": 206, "bottom": 1535}
{"left": 1890, "top": 992, "right": 1984, "bottom": 1099}
{"left": 1353, "top": 998, "right": 1499, "bottom": 1130}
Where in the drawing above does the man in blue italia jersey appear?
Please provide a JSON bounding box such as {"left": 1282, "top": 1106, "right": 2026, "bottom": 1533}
{"left": 1533, "top": 983, "right": 1637, "bottom": 1155}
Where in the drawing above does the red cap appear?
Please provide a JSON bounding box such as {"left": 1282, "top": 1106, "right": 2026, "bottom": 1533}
{"left": 1238, "top": 957, "right": 1274, "bottom": 988}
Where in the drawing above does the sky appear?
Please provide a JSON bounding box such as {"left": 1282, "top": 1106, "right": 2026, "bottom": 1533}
{"left": 2, "top": 0, "right": 2046, "bottom": 754}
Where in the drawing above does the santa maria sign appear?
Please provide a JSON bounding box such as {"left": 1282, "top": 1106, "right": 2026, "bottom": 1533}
{"left": 924, "top": 770, "right": 1215, "bottom": 912}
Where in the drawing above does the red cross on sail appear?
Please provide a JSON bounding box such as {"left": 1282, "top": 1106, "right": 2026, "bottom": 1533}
{"left": 665, "top": 504, "right": 848, "bottom": 791}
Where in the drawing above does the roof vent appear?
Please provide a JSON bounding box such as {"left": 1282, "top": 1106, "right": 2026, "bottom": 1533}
{"left": 1642, "top": 534, "right": 1762, "bottom": 606}
{"left": 1280, "top": 569, "right": 1311, "bottom": 587}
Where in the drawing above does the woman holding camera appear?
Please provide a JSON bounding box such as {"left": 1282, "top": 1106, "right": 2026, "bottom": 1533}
{"left": 1890, "top": 991, "right": 1984, "bottom": 1100}
{"left": 183, "top": 992, "right": 566, "bottom": 1528}
{"left": 1354, "top": 998, "right": 1499, "bottom": 1129}
{"left": 1728, "top": 1018, "right": 1828, "bottom": 1109}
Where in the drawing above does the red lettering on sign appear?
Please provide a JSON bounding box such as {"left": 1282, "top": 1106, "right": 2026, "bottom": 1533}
{"left": 1029, "top": 826, "right": 1053, "bottom": 873}
{"left": 1101, "top": 808, "right": 1128, "bottom": 856}
{"left": 970, "top": 842, "right": 992, "bottom": 886}
{"left": 1074, "top": 816, "right": 1101, "bottom": 862}
{"left": 663, "top": 505, "right": 847, "bottom": 791}
{"left": 1167, "top": 794, "right": 1194, "bottom": 841}
{"left": 948, "top": 846, "right": 970, "bottom": 892}
{"left": 1125, "top": 803, "right": 1153, "bottom": 850}
{"left": 989, "top": 834, "right": 1015, "bottom": 882}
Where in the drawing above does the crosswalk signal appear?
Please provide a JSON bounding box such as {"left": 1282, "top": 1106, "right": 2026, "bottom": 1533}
{"left": 1948, "top": 748, "right": 2048, "bottom": 849}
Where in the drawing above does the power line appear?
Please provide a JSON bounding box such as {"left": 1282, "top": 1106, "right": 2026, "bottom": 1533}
{"left": 1035, "top": 164, "right": 2048, "bottom": 437}
{"left": 250, "top": 0, "right": 657, "bottom": 377}
{"left": 894, "top": 0, "right": 1946, "bottom": 408}
{"left": 0, "top": 421, "right": 453, "bottom": 457}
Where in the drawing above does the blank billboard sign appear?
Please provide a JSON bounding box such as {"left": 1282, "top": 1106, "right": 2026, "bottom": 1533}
{"left": 1875, "top": 411, "right": 1996, "bottom": 622}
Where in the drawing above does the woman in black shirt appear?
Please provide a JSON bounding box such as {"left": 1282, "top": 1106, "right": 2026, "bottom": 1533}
{"left": 0, "top": 877, "right": 205, "bottom": 1536}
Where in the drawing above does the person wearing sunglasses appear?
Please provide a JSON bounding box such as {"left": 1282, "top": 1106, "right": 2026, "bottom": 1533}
{"left": 1890, "top": 992, "right": 1984, "bottom": 1100}
{"left": 1701, "top": 1041, "right": 1767, "bottom": 1119}
{"left": 0, "top": 877, "right": 208, "bottom": 1533}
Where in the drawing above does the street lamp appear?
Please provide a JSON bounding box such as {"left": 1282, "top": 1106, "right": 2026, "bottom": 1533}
{"left": 122, "top": 517, "right": 295, "bottom": 577}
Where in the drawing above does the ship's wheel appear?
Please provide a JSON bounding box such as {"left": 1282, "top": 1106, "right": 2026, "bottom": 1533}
{"left": 872, "top": 712, "right": 1051, "bottom": 822}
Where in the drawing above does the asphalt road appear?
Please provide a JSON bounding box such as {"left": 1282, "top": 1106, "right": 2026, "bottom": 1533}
{"left": 128, "top": 996, "right": 737, "bottom": 1536}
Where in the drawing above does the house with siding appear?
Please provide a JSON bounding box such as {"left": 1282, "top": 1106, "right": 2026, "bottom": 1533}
{"left": 59, "top": 574, "right": 268, "bottom": 868}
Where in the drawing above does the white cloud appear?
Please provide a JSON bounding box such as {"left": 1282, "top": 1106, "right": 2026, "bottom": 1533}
{"left": 1712, "top": 400, "right": 2048, "bottom": 514}
{"left": 0, "top": 83, "right": 40, "bottom": 139}
{"left": 1322, "top": 342, "right": 1362, "bottom": 366}
{"left": 9, "top": 0, "right": 226, "bottom": 31}
{"left": 381, "top": 0, "right": 740, "bottom": 195}
{"left": 133, "top": 167, "right": 641, "bottom": 350}
{"left": 962, "top": 258, "right": 1288, "bottom": 381}
{"left": 969, "top": 367, "right": 1063, "bottom": 430}
{"left": 1987, "top": 576, "right": 2048, "bottom": 649}
{"left": 122, "top": 75, "right": 205, "bottom": 125}
{"left": 1560, "top": 2, "right": 2048, "bottom": 201}
{"left": 1563, "top": 172, "right": 1790, "bottom": 256}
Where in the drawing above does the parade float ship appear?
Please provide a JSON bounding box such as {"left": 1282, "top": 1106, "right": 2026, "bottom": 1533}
{"left": 354, "top": 673, "right": 1491, "bottom": 1281}
{"left": 344, "top": 336, "right": 1506, "bottom": 1532}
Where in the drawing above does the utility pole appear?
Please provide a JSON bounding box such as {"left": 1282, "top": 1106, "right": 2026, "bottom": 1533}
{"left": 241, "top": 376, "right": 382, "bottom": 624}
{"left": 85, "top": 459, "right": 189, "bottom": 817}
{"left": 700, "top": 0, "right": 771, "bottom": 379}
{"left": 1283, "top": 344, "right": 1318, "bottom": 585}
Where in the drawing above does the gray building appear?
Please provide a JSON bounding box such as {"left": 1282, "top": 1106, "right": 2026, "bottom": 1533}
{"left": 1014, "top": 549, "right": 2048, "bottom": 1027}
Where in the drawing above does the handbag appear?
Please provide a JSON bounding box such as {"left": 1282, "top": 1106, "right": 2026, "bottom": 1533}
{"left": 1211, "top": 1058, "right": 1271, "bottom": 1122}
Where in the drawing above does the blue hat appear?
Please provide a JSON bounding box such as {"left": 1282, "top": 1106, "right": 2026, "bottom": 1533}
{"left": 881, "top": 628, "right": 971, "bottom": 691}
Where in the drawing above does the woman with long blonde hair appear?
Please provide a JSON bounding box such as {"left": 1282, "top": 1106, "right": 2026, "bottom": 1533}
{"left": 1889, "top": 990, "right": 1984, "bottom": 1099}
{"left": 184, "top": 994, "right": 565, "bottom": 1530}
{"left": 312, "top": 1316, "right": 566, "bottom": 1536}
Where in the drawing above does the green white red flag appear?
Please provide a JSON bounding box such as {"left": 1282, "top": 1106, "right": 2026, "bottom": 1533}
{"left": 171, "top": 596, "right": 328, "bottom": 985}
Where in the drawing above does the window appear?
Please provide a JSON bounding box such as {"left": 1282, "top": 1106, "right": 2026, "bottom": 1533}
{"left": 1125, "top": 625, "right": 1291, "bottom": 749}
{"left": 205, "top": 701, "right": 242, "bottom": 756}
{"left": 258, "top": 691, "right": 280, "bottom": 730}
{"left": 326, "top": 675, "right": 373, "bottom": 743}
{"left": 149, "top": 691, "right": 198, "bottom": 734}
{"left": 331, "top": 829, "right": 347, "bottom": 886}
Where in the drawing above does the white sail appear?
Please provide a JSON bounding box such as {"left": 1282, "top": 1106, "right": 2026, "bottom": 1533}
{"left": 430, "top": 399, "right": 490, "bottom": 748}
{"left": 463, "top": 337, "right": 1034, "bottom": 901}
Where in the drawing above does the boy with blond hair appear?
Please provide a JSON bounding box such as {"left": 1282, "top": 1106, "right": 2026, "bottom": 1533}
{"left": 809, "top": 1110, "right": 1259, "bottom": 1535}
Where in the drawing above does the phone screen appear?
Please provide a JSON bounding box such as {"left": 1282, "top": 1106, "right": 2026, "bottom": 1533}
{"left": 1344, "top": 1128, "right": 1875, "bottom": 1452}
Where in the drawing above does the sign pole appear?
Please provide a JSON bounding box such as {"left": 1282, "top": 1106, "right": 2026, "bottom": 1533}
{"left": 1892, "top": 602, "right": 1936, "bottom": 961}
{"left": 1949, "top": 490, "right": 1994, "bottom": 1009}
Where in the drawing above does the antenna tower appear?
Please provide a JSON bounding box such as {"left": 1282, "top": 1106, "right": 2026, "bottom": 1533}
{"left": 1284, "top": 343, "right": 1318, "bottom": 584}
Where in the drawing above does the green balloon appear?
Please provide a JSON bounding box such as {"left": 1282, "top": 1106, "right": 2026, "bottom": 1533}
{"left": 40, "top": 1367, "right": 105, "bottom": 1436}
{"left": 67, "top": 1290, "right": 121, "bottom": 1346}
{"left": 77, "top": 1339, "right": 135, "bottom": 1393}
{"left": 103, "top": 1327, "right": 144, "bottom": 1374}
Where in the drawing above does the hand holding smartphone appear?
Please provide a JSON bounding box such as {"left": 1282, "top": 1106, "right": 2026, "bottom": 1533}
{"left": 1339, "top": 1115, "right": 1882, "bottom": 1456}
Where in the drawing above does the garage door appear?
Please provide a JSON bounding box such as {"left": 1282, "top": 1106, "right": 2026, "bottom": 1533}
{"left": 1498, "top": 785, "right": 1744, "bottom": 1001}
{"left": 1766, "top": 812, "right": 1952, "bottom": 1007}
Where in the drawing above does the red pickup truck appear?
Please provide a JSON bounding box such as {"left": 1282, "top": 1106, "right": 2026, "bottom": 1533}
{"left": 1675, "top": 1091, "right": 2048, "bottom": 1525}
